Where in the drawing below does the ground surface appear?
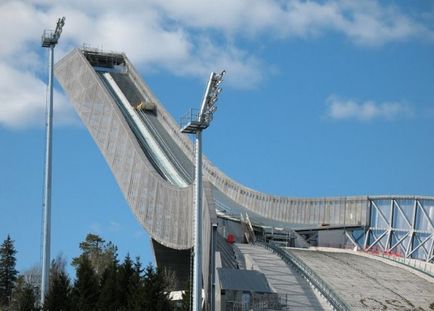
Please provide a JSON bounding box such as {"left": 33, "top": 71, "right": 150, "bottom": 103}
{"left": 236, "top": 244, "right": 331, "bottom": 311}
{"left": 288, "top": 248, "right": 434, "bottom": 311}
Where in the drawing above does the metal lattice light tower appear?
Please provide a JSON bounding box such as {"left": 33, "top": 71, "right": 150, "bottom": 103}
{"left": 181, "top": 70, "right": 225, "bottom": 311}
{"left": 40, "top": 16, "right": 65, "bottom": 305}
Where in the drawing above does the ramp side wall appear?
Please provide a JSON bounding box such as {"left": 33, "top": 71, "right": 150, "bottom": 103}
{"left": 54, "top": 49, "right": 195, "bottom": 250}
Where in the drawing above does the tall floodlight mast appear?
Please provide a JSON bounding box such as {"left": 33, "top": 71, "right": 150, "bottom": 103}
{"left": 40, "top": 16, "right": 65, "bottom": 305}
{"left": 181, "top": 70, "right": 225, "bottom": 311}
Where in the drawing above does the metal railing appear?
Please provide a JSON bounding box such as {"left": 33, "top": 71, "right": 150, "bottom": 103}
{"left": 256, "top": 241, "right": 351, "bottom": 311}
{"left": 136, "top": 109, "right": 193, "bottom": 183}
{"left": 373, "top": 252, "right": 434, "bottom": 278}
{"left": 180, "top": 108, "right": 200, "bottom": 129}
{"left": 224, "top": 294, "right": 282, "bottom": 311}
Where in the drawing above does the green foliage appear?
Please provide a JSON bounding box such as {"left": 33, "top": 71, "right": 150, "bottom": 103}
{"left": 143, "top": 264, "right": 172, "bottom": 311}
{"left": 72, "top": 234, "right": 117, "bottom": 277}
{"left": 43, "top": 256, "right": 73, "bottom": 311}
{"left": 70, "top": 234, "right": 173, "bottom": 311}
{"left": 9, "top": 276, "right": 39, "bottom": 311}
{"left": 125, "top": 257, "right": 146, "bottom": 311}
{"left": 0, "top": 235, "right": 18, "bottom": 307}
{"left": 97, "top": 257, "right": 119, "bottom": 311}
{"left": 116, "top": 254, "right": 134, "bottom": 309}
{"left": 73, "top": 256, "right": 99, "bottom": 311}
{"left": 4, "top": 233, "right": 176, "bottom": 311}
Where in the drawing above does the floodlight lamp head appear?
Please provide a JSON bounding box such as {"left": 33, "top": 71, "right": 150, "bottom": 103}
{"left": 181, "top": 70, "right": 226, "bottom": 133}
{"left": 41, "top": 17, "right": 66, "bottom": 48}
{"left": 198, "top": 70, "right": 226, "bottom": 125}
{"left": 216, "top": 70, "right": 226, "bottom": 81}
{"left": 212, "top": 87, "right": 222, "bottom": 98}
{"left": 54, "top": 17, "right": 66, "bottom": 39}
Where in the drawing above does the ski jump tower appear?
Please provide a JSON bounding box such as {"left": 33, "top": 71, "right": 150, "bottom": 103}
{"left": 54, "top": 48, "right": 434, "bottom": 310}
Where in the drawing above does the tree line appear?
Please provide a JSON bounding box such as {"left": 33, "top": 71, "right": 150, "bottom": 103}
{"left": 0, "top": 234, "right": 187, "bottom": 311}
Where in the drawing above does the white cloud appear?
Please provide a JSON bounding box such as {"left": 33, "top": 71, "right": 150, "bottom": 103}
{"left": 331, "top": 1, "right": 426, "bottom": 45}
{"left": 326, "top": 95, "right": 413, "bottom": 121}
{"left": 0, "top": 1, "right": 45, "bottom": 58}
{"left": 0, "top": 0, "right": 268, "bottom": 130}
{"left": 0, "top": 0, "right": 432, "bottom": 129}
{"left": 149, "top": 0, "right": 286, "bottom": 36}
{"left": 0, "top": 63, "right": 76, "bottom": 129}
{"left": 161, "top": 37, "right": 263, "bottom": 89}
{"left": 151, "top": 0, "right": 433, "bottom": 45}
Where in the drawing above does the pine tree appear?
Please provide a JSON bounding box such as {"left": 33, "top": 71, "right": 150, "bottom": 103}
{"left": 143, "top": 264, "right": 172, "bottom": 311}
{"left": 97, "top": 257, "right": 119, "bottom": 311}
{"left": 72, "top": 256, "right": 99, "bottom": 311}
{"left": 72, "top": 234, "right": 117, "bottom": 277}
{"left": 125, "top": 257, "right": 146, "bottom": 311}
{"left": 117, "top": 254, "right": 134, "bottom": 310}
{"left": 43, "top": 257, "right": 72, "bottom": 311}
{"left": 0, "top": 235, "right": 18, "bottom": 307}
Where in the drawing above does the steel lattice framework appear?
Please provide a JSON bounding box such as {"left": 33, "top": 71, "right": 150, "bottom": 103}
{"left": 346, "top": 197, "right": 434, "bottom": 263}
{"left": 361, "top": 197, "right": 434, "bottom": 262}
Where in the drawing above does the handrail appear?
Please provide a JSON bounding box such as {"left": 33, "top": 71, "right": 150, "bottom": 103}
{"left": 374, "top": 252, "right": 434, "bottom": 278}
{"left": 245, "top": 213, "right": 257, "bottom": 243}
{"left": 112, "top": 72, "right": 193, "bottom": 183}
{"left": 180, "top": 108, "right": 200, "bottom": 129}
{"left": 137, "top": 109, "right": 194, "bottom": 183}
{"left": 102, "top": 72, "right": 188, "bottom": 187}
{"left": 256, "top": 241, "right": 351, "bottom": 311}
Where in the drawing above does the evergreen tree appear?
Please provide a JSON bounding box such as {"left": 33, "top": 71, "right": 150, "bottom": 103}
{"left": 72, "top": 256, "right": 99, "bottom": 311}
{"left": 43, "top": 257, "right": 72, "bottom": 311}
{"left": 0, "top": 235, "right": 18, "bottom": 307}
{"left": 96, "top": 257, "right": 119, "bottom": 311}
{"left": 72, "top": 234, "right": 117, "bottom": 277}
{"left": 10, "top": 276, "right": 39, "bottom": 311}
{"left": 125, "top": 257, "right": 146, "bottom": 311}
{"left": 117, "top": 254, "right": 134, "bottom": 310}
{"left": 143, "top": 264, "right": 172, "bottom": 311}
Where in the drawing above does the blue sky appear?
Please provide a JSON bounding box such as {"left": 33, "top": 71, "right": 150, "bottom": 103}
{"left": 1, "top": 0, "right": 433, "bottom": 276}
